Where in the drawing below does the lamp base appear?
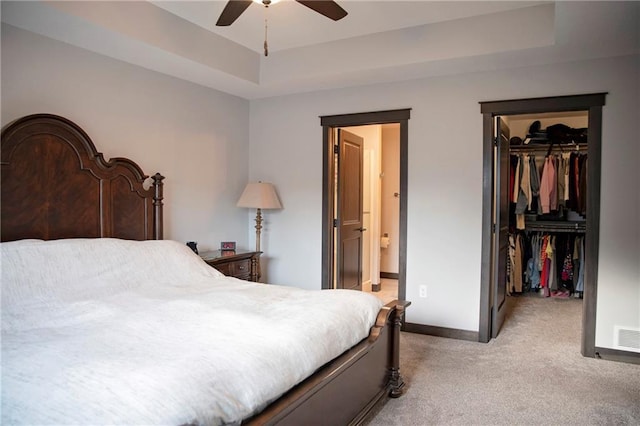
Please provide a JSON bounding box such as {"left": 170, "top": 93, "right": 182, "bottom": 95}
{"left": 254, "top": 208, "right": 263, "bottom": 254}
{"left": 254, "top": 208, "right": 263, "bottom": 280}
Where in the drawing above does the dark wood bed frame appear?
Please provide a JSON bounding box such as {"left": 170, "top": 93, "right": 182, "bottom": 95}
{"left": 1, "top": 114, "right": 164, "bottom": 241}
{"left": 1, "top": 113, "right": 409, "bottom": 425}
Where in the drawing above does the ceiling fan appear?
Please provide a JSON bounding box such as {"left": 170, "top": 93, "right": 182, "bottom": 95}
{"left": 216, "top": 0, "right": 348, "bottom": 27}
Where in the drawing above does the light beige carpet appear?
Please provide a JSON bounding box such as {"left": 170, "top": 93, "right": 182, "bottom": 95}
{"left": 368, "top": 296, "right": 640, "bottom": 425}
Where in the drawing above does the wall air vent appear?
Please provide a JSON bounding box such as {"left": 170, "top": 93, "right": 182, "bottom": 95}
{"left": 614, "top": 326, "right": 640, "bottom": 352}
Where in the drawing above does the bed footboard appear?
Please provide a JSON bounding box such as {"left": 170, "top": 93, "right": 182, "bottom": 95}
{"left": 246, "top": 300, "right": 410, "bottom": 425}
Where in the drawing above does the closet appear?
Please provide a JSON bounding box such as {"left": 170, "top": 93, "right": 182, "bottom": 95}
{"left": 479, "top": 93, "right": 606, "bottom": 358}
{"left": 502, "top": 112, "right": 588, "bottom": 299}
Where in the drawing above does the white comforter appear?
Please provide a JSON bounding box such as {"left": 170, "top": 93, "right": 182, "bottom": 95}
{"left": 1, "top": 238, "right": 383, "bottom": 425}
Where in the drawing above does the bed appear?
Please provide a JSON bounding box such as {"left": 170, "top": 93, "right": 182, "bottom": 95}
{"left": 1, "top": 114, "right": 409, "bottom": 425}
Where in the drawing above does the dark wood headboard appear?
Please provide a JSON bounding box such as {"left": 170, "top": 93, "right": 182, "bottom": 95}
{"left": 1, "top": 114, "right": 164, "bottom": 242}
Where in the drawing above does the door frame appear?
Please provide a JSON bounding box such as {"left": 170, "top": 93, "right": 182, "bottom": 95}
{"left": 479, "top": 93, "right": 606, "bottom": 358}
{"left": 320, "top": 109, "right": 411, "bottom": 302}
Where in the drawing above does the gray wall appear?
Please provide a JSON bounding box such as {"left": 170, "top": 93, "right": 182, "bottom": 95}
{"left": 1, "top": 24, "right": 251, "bottom": 252}
{"left": 249, "top": 54, "right": 640, "bottom": 351}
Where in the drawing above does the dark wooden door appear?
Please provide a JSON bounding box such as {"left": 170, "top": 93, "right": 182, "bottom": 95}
{"left": 336, "top": 129, "right": 364, "bottom": 290}
{"left": 492, "top": 117, "right": 510, "bottom": 337}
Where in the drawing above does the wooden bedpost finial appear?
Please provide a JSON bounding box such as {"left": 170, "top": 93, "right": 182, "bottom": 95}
{"left": 152, "top": 173, "right": 165, "bottom": 240}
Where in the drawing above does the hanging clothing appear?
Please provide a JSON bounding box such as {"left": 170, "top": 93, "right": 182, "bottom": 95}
{"left": 569, "top": 152, "right": 581, "bottom": 211}
{"left": 506, "top": 138, "right": 588, "bottom": 299}
{"left": 574, "top": 236, "right": 585, "bottom": 292}
{"left": 515, "top": 157, "right": 530, "bottom": 214}
{"left": 563, "top": 153, "right": 571, "bottom": 202}
{"left": 530, "top": 234, "right": 541, "bottom": 289}
{"left": 540, "top": 235, "right": 550, "bottom": 289}
{"left": 507, "top": 234, "right": 515, "bottom": 296}
{"left": 540, "top": 156, "right": 557, "bottom": 213}
{"left": 515, "top": 155, "right": 530, "bottom": 230}
{"left": 524, "top": 233, "right": 541, "bottom": 291}
{"left": 573, "top": 153, "right": 581, "bottom": 208}
{"left": 507, "top": 232, "right": 521, "bottom": 294}
{"left": 509, "top": 155, "right": 518, "bottom": 208}
{"left": 559, "top": 153, "right": 571, "bottom": 205}
{"left": 547, "top": 236, "right": 557, "bottom": 291}
{"left": 513, "top": 234, "right": 524, "bottom": 293}
{"left": 508, "top": 231, "right": 585, "bottom": 297}
{"left": 578, "top": 155, "right": 588, "bottom": 215}
{"left": 529, "top": 155, "right": 541, "bottom": 213}
{"left": 559, "top": 235, "right": 575, "bottom": 293}
{"left": 512, "top": 155, "right": 521, "bottom": 203}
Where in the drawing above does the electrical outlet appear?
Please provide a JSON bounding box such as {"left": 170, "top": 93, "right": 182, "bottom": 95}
{"left": 419, "top": 285, "right": 427, "bottom": 298}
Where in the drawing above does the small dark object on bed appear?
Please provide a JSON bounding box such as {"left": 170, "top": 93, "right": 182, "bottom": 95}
{"left": 186, "top": 241, "right": 198, "bottom": 254}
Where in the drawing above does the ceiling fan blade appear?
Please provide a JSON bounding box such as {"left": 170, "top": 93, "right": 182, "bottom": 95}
{"left": 216, "top": 0, "right": 253, "bottom": 26}
{"left": 295, "top": 1, "right": 347, "bottom": 21}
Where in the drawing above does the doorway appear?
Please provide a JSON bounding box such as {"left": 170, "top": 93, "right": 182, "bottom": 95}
{"left": 320, "top": 109, "right": 410, "bottom": 304}
{"left": 338, "top": 124, "right": 401, "bottom": 303}
{"left": 479, "top": 93, "right": 606, "bottom": 358}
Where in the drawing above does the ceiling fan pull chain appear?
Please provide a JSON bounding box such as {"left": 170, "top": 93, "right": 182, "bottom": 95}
{"left": 263, "top": 8, "right": 269, "bottom": 57}
{"left": 264, "top": 17, "right": 269, "bottom": 57}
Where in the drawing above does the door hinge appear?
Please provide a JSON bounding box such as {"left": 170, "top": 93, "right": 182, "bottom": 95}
{"left": 492, "top": 223, "right": 496, "bottom": 233}
{"left": 333, "top": 219, "right": 338, "bottom": 227}
{"left": 334, "top": 144, "right": 339, "bottom": 154}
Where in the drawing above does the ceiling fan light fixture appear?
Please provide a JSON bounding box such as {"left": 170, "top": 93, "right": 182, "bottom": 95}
{"left": 217, "top": 0, "right": 347, "bottom": 54}
{"left": 217, "top": 0, "right": 346, "bottom": 27}
{"left": 252, "top": 0, "right": 281, "bottom": 5}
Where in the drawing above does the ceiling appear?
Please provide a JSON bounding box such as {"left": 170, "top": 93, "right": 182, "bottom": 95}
{"left": 2, "top": 1, "right": 637, "bottom": 99}
{"left": 151, "top": 1, "right": 544, "bottom": 54}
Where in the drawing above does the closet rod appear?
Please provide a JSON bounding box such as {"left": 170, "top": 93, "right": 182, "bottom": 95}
{"left": 523, "top": 220, "right": 586, "bottom": 233}
{"left": 510, "top": 143, "right": 587, "bottom": 153}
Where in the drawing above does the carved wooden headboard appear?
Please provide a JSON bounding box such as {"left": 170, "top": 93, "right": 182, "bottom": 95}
{"left": 1, "top": 114, "right": 164, "bottom": 242}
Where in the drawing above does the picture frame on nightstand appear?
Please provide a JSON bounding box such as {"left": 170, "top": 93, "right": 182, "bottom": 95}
{"left": 220, "top": 241, "right": 236, "bottom": 255}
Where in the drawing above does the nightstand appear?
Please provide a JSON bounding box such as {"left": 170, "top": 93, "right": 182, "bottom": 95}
{"left": 200, "top": 250, "right": 261, "bottom": 282}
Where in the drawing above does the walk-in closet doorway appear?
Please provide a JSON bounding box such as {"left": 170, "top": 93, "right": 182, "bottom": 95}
{"left": 479, "top": 93, "right": 606, "bottom": 358}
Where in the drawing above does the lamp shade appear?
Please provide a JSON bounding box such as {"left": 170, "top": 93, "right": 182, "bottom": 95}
{"left": 236, "top": 182, "right": 282, "bottom": 209}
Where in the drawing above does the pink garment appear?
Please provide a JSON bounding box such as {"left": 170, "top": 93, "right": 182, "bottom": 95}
{"left": 540, "top": 236, "right": 549, "bottom": 288}
{"left": 539, "top": 156, "right": 557, "bottom": 213}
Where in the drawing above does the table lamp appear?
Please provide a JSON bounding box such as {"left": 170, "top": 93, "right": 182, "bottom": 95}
{"left": 236, "top": 181, "right": 282, "bottom": 254}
